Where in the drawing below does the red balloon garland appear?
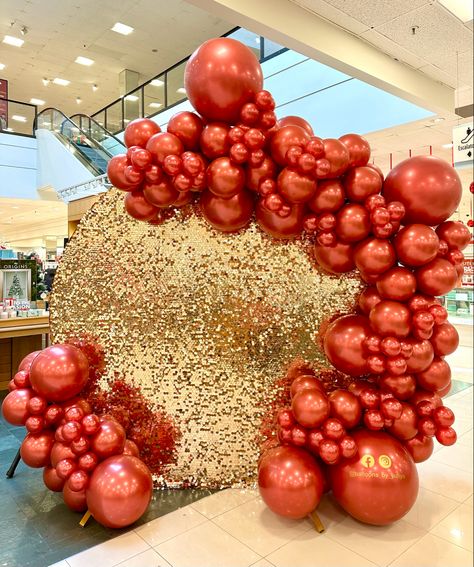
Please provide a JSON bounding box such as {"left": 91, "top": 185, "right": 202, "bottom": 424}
{"left": 3, "top": 37, "right": 469, "bottom": 531}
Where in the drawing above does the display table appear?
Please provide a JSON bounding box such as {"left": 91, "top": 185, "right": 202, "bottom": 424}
{"left": 0, "top": 316, "right": 49, "bottom": 390}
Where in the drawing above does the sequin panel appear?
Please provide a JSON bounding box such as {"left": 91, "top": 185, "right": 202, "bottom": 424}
{"left": 50, "top": 189, "right": 362, "bottom": 488}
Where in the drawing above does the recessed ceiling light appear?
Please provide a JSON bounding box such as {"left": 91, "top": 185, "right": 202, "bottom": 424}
{"left": 75, "top": 56, "right": 94, "bottom": 66}
{"left": 11, "top": 205, "right": 20, "bottom": 209}
{"left": 149, "top": 102, "right": 162, "bottom": 108}
{"left": 30, "top": 98, "right": 45, "bottom": 105}
{"left": 92, "top": 84, "right": 98, "bottom": 91}
{"left": 76, "top": 97, "right": 82, "bottom": 104}
{"left": 442, "top": 143, "right": 453, "bottom": 148}
{"left": 433, "top": 117, "right": 445, "bottom": 123}
{"left": 53, "top": 78, "right": 70, "bottom": 86}
{"left": 176, "top": 87, "right": 186, "bottom": 94}
{"left": 150, "top": 79, "right": 164, "bottom": 87}
{"left": 438, "top": 0, "right": 473, "bottom": 22}
{"left": 12, "top": 115, "right": 27, "bottom": 122}
{"left": 0, "top": 63, "right": 5, "bottom": 70}
{"left": 255, "top": 37, "right": 260, "bottom": 44}
{"left": 111, "top": 22, "right": 134, "bottom": 35}
{"left": 125, "top": 94, "right": 139, "bottom": 101}
{"left": 42, "top": 78, "right": 50, "bottom": 86}
{"left": 3, "top": 35, "right": 24, "bottom": 47}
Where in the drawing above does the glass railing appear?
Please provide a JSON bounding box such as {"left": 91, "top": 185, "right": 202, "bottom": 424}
{"left": 0, "top": 98, "right": 37, "bottom": 136}
{"left": 69, "top": 113, "right": 126, "bottom": 156}
{"left": 36, "top": 108, "right": 116, "bottom": 176}
{"left": 91, "top": 27, "right": 286, "bottom": 135}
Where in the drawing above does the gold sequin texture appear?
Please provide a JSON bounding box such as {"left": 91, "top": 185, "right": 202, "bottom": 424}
{"left": 50, "top": 189, "right": 362, "bottom": 488}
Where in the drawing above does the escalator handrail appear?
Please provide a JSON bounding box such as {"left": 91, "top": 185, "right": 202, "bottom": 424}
{"left": 35, "top": 107, "right": 117, "bottom": 159}
{"left": 69, "top": 113, "right": 126, "bottom": 148}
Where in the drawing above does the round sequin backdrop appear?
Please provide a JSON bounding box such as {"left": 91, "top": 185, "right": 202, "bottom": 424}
{"left": 50, "top": 188, "right": 362, "bottom": 488}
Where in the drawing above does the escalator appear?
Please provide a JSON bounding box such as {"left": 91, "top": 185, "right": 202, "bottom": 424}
{"left": 36, "top": 108, "right": 126, "bottom": 177}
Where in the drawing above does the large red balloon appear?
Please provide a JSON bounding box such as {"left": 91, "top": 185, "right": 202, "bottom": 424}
{"left": 313, "top": 241, "right": 355, "bottom": 274}
{"left": 354, "top": 238, "right": 396, "bottom": 275}
{"left": 30, "top": 344, "right": 89, "bottom": 403}
{"left": 91, "top": 419, "right": 126, "bottom": 460}
{"left": 339, "top": 134, "right": 370, "bottom": 168}
{"left": 1, "top": 388, "right": 33, "bottom": 425}
{"left": 394, "top": 224, "right": 439, "bottom": 267}
{"left": 270, "top": 125, "right": 310, "bottom": 167}
{"left": 256, "top": 200, "right": 304, "bottom": 239}
{"left": 277, "top": 116, "right": 314, "bottom": 136}
{"left": 383, "top": 156, "right": 462, "bottom": 225}
{"left": 107, "top": 155, "right": 138, "bottom": 192}
{"left": 184, "top": 37, "right": 263, "bottom": 123}
{"left": 335, "top": 204, "right": 370, "bottom": 243}
{"left": 404, "top": 434, "right": 434, "bottom": 463}
{"left": 277, "top": 168, "right": 317, "bottom": 203}
{"left": 323, "top": 315, "right": 371, "bottom": 376}
{"left": 405, "top": 339, "right": 434, "bottom": 373}
{"left": 319, "top": 139, "right": 350, "bottom": 178}
{"left": 416, "top": 357, "right": 451, "bottom": 392}
{"left": 430, "top": 322, "right": 459, "bottom": 356}
{"left": 200, "top": 122, "right": 230, "bottom": 159}
{"left": 201, "top": 189, "right": 254, "bottom": 232}
{"left": 43, "top": 466, "right": 66, "bottom": 492}
{"left": 87, "top": 455, "right": 152, "bottom": 528}
{"left": 344, "top": 166, "right": 382, "bottom": 202}
{"left": 436, "top": 221, "right": 471, "bottom": 251}
{"left": 124, "top": 118, "right": 161, "bottom": 148}
{"left": 369, "top": 300, "right": 411, "bottom": 338}
{"left": 308, "top": 179, "right": 345, "bottom": 214}
{"left": 376, "top": 267, "right": 416, "bottom": 302}
{"left": 258, "top": 446, "right": 324, "bottom": 519}
{"left": 207, "top": 157, "right": 245, "bottom": 198}
{"left": 143, "top": 177, "right": 178, "bottom": 209}
{"left": 328, "top": 389, "right": 362, "bottom": 429}
{"left": 63, "top": 481, "right": 88, "bottom": 512}
{"left": 416, "top": 258, "right": 458, "bottom": 296}
{"left": 167, "top": 111, "right": 203, "bottom": 150}
{"left": 246, "top": 156, "right": 277, "bottom": 192}
{"left": 18, "top": 350, "right": 41, "bottom": 372}
{"left": 20, "top": 431, "right": 54, "bottom": 468}
{"left": 388, "top": 403, "right": 418, "bottom": 440}
{"left": 330, "top": 430, "right": 418, "bottom": 525}
{"left": 146, "top": 132, "right": 183, "bottom": 165}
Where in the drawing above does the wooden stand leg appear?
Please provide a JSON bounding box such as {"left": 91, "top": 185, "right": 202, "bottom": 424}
{"left": 310, "top": 510, "right": 325, "bottom": 533}
{"left": 79, "top": 510, "right": 92, "bottom": 527}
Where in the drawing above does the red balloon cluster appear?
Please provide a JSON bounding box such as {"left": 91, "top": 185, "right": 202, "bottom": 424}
{"left": 1, "top": 346, "right": 153, "bottom": 529}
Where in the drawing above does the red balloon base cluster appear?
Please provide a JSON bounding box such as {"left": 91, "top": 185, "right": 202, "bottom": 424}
{"left": 2, "top": 345, "right": 153, "bottom": 529}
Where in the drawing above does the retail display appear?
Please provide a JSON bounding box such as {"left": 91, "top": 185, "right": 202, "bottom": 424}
{"left": 1, "top": 37, "right": 470, "bottom": 530}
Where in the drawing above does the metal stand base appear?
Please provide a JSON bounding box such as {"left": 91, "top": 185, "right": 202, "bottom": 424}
{"left": 6, "top": 448, "right": 21, "bottom": 478}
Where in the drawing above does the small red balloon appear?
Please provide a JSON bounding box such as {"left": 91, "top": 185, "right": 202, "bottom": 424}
{"left": 344, "top": 166, "right": 381, "bottom": 202}
{"left": 1, "top": 388, "right": 33, "bottom": 426}
{"left": 308, "top": 179, "right": 345, "bottom": 214}
{"left": 201, "top": 189, "right": 254, "bottom": 233}
{"left": 404, "top": 434, "right": 433, "bottom": 463}
{"left": 319, "top": 139, "right": 350, "bottom": 178}
{"left": 292, "top": 389, "right": 330, "bottom": 429}
{"left": 20, "top": 430, "right": 55, "bottom": 468}
{"left": 376, "top": 267, "right": 417, "bottom": 302}
{"left": 394, "top": 224, "right": 440, "bottom": 267}
{"left": 354, "top": 238, "right": 396, "bottom": 275}
{"left": 124, "top": 118, "right": 161, "bottom": 148}
{"left": 313, "top": 241, "right": 355, "bottom": 274}
{"left": 167, "top": 111, "right": 203, "bottom": 150}
{"left": 339, "top": 134, "right": 371, "bottom": 167}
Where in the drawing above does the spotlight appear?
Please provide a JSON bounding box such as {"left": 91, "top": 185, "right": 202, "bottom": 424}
{"left": 92, "top": 84, "right": 98, "bottom": 91}
{"left": 42, "top": 78, "right": 50, "bottom": 86}
{"left": 20, "top": 26, "right": 28, "bottom": 36}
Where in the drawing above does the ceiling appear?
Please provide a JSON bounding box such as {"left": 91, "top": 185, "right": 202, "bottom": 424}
{"left": 0, "top": 197, "right": 67, "bottom": 248}
{"left": 291, "top": 0, "right": 473, "bottom": 108}
{"left": 0, "top": 0, "right": 230, "bottom": 116}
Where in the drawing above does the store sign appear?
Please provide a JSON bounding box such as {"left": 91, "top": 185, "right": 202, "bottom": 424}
{"left": 0, "top": 78, "right": 8, "bottom": 130}
{"left": 453, "top": 121, "right": 473, "bottom": 168}
{"left": 461, "top": 258, "right": 473, "bottom": 288}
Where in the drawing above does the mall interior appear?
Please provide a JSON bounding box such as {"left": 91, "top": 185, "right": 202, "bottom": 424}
{"left": 0, "top": 1, "right": 473, "bottom": 566}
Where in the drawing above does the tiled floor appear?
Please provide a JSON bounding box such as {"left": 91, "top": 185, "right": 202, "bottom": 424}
{"left": 1, "top": 322, "right": 472, "bottom": 567}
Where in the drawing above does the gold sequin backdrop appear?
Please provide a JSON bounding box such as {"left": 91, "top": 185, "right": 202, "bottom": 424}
{"left": 51, "top": 189, "right": 362, "bottom": 488}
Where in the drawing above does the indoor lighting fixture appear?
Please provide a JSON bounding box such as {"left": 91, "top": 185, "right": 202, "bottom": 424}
{"left": 12, "top": 115, "right": 27, "bottom": 122}
{"left": 42, "top": 77, "right": 50, "bottom": 86}
{"left": 433, "top": 117, "right": 445, "bottom": 123}
{"left": 20, "top": 26, "right": 28, "bottom": 36}
{"left": 149, "top": 102, "right": 162, "bottom": 109}
{"left": 150, "top": 79, "right": 164, "bottom": 87}
{"left": 75, "top": 56, "right": 94, "bottom": 66}
{"left": 255, "top": 36, "right": 260, "bottom": 44}
{"left": 176, "top": 87, "right": 186, "bottom": 94}
{"left": 30, "top": 98, "right": 45, "bottom": 105}
{"left": 92, "top": 84, "right": 98, "bottom": 91}
{"left": 0, "top": 63, "right": 5, "bottom": 70}
{"left": 438, "top": 0, "right": 473, "bottom": 22}
{"left": 111, "top": 22, "right": 134, "bottom": 35}
{"left": 442, "top": 142, "right": 454, "bottom": 148}
{"left": 125, "top": 94, "right": 138, "bottom": 101}
{"left": 3, "top": 35, "right": 24, "bottom": 47}
{"left": 53, "top": 78, "right": 70, "bottom": 86}
{"left": 76, "top": 97, "right": 82, "bottom": 104}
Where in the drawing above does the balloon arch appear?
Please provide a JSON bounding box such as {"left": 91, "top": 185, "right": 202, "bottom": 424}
{"left": 2, "top": 37, "right": 470, "bottom": 529}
